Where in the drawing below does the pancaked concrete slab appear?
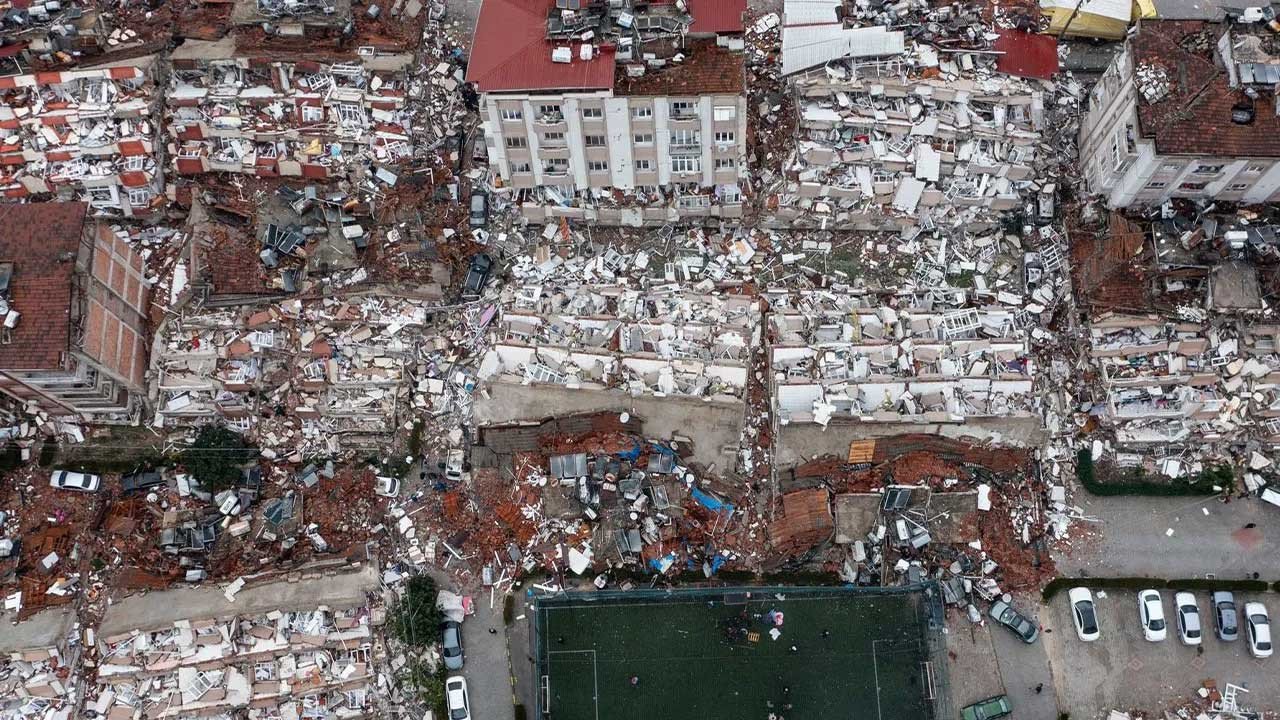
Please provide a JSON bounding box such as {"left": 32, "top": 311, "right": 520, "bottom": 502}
{"left": 774, "top": 417, "right": 1046, "bottom": 470}
{"left": 0, "top": 607, "right": 75, "bottom": 652}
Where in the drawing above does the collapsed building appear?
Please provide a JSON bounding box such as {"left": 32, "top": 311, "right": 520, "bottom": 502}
{"left": 469, "top": 0, "right": 750, "bottom": 225}
{"left": 770, "top": 0, "right": 1057, "bottom": 231}
{"left": 768, "top": 290, "right": 1037, "bottom": 430}
{"left": 0, "top": 609, "right": 79, "bottom": 720}
{"left": 0, "top": 56, "right": 164, "bottom": 216}
{"left": 166, "top": 38, "right": 416, "bottom": 179}
{"left": 0, "top": 203, "right": 151, "bottom": 423}
{"left": 1079, "top": 18, "right": 1280, "bottom": 208}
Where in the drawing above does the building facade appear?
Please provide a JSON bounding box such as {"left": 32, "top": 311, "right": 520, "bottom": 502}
{"left": 468, "top": 0, "right": 748, "bottom": 225}
{"left": 0, "top": 203, "right": 150, "bottom": 422}
{"left": 1080, "top": 19, "right": 1280, "bottom": 208}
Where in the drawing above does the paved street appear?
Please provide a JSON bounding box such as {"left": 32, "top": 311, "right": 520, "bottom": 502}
{"left": 1056, "top": 492, "right": 1280, "bottom": 578}
{"left": 988, "top": 608, "right": 1059, "bottom": 720}
{"left": 460, "top": 596, "right": 515, "bottom": 720}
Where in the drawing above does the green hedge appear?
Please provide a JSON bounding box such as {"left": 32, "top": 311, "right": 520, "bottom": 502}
{"left": 1075, "top": 449, "right": 1230, "bottom": 497}
{"left": 1043, "top": 576, "right": 1274, "bottom": 602}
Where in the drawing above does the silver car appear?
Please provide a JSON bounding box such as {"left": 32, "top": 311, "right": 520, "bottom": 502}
{"left": 441, "top": 620, "right": 464, "bottom": 670}
{"left": 1213, "top": 591, "right": 1238, "bottom": 641}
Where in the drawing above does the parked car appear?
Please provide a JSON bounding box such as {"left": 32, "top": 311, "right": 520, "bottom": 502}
{"left": 1213, "top": 591, "right": 1238, "bottom": 641}
{"left": 1069, "top": 587, "right": 1100, "bottom": 642}
{"left": 961, "top": 694, "right": 1012, "bottom": 720}
{"left": 468, "top": 191, "right": 488, "bottom": 228}
{"left": 1138, "top": 589, "right": 1167, "bottom": 642}
{"left": 375, "top": 475, "right": 400, "bottom": 498}
{"left": 445, "top": 675, "right": 471, "bottom": 720}
{"left": 441, "top": 620, "right": 464, "bottom": 670}
{"left": 49, "top": 470, "right": 101, "bottom": 492}
{"left": 989, "top": 600, "right": 1039, "bottom": 643}
{"left": 1174, "top": 592, "right": 1202, "bottom": 646}
{"left": 462, "top": 253, "right": 493, "bottom": 297}
{"left": 1245, "top": 602, "right": 1272, "bottom": 658}
{"left": 121, "top": 469, "right": 165, "bottom": 494}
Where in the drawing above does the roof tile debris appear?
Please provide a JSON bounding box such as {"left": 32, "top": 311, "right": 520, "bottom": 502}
{"left": 0, "top": 202, "right": 84, "bottom": 370}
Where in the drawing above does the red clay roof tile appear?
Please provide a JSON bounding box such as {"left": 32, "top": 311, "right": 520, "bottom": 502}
{"left": 0, "top": 203, "right": 85, "bottom": 370}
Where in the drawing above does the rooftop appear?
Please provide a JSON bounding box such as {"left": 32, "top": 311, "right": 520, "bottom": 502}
{"left": 1133, "top": 19, "right": 1280, "bottom": 157}
{"left": 614, "top": 39, "right": 745, "bottom": 96}
{"left": 0, "top": 203, "right": 85, "bottom": 371}
{"left": 467, "top": 0, "right": 616, "bottom": 93}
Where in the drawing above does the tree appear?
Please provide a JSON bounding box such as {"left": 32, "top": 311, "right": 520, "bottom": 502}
{"left": 182, "top": 425, "right": 257, "bottom": 492}
{"left": 392, "top": 574, "right": 442, "bottom": 647}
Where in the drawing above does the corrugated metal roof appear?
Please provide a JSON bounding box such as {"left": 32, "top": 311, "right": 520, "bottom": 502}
{"left": 780, "top": 23, "right": 904, "bottom": 75}
{"left": 994, "top": 29, "right": 1060, "bottom": 80}
{"left": 466, "top": 0, "right": 616, "bottom": 93}
{"left": 686, "top": 0, "right": 747, "bottom": 34}
{"left": 782, "top": 0, "right": 843, "bottom": 26}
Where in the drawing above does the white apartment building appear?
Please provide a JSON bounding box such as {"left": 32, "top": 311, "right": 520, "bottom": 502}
{"left": 1080, "top": 19, "right": 1280, "bottom": 208}
{"left": 467, "top": 0, "right": 748, "bottom": 225}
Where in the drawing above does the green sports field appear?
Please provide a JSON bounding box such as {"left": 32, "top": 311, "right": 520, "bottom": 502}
{"left": 534, "top": 586, "right": 943, "bottom": 720}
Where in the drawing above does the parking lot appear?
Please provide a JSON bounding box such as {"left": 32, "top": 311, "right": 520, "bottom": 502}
{"left": 1042, "top": 588, "right": 1277, "bottom": 716}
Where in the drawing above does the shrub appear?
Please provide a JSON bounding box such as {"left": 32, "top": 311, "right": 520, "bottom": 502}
{"left": 392, "top": 575, "right": 443, "bottom": 647}
{"left": 1075, "top": 449, "right": 1227, "bottom": 497}
{"left": 1043, "top": 576, "right": 1275, "bottom": 602}
{"left": 181, "top": 425, "right": 257, "bottom": 492}
{"left": 401, "top": 660, "right": 447, "bottom": 716}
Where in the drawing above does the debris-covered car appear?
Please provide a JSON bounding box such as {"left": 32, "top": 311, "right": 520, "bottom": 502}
{"left": 375, "top": 475, "right": 401, "bottom": 498}
{"left": 463, "top": 253, "right": 493, "bottom": 297}
{"left": 468, "top": 191, "right": 488, "bottom": 228}
{"left": 121, "top": 469, "right": 165, "bottom": 494}
{"left": 49, "top": 470, "right": 101, "bottom": 492}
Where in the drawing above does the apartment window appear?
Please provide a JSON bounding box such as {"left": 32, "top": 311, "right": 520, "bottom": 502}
{"left": 714, "top": 131, "right": 735, "bottom": 144}
{"left": 1228, "top": 183, "right": 1250, "bottom": 191}
{"left": 300, "top": 105, "right": 324, "bottom": 123}
{"left": 124, "top": 155, "right": 147, "bottom": 171}
{"left": 671, "top": 101, "right": 696, "bottom": 118}
{"left": 500, "top": 108, "right": 523, "bottom": 121}
{"left": 511, "top": 162, "right": 532, "bottom": 173}
{"left": 86, "top": 186, "right": 118, "bottom": 205}
{"left": 1246, "top": 164, "right": 1267, "bottom": 173}
{"left": 671, "top": 157, "right": 701, "bottom": 174}
{"left": 581, "top": 107, "right": 603, "bottom": 120}
{"left": 1179, "top": 181, "right": 1208, "bottom": 191}
{"left": 128, "top": 188, "right": 153, "bottom": 206}
{"left": 1145, "top": 181, "right": 1167, "bottom": 189}
{"left": 542, "top": 131, "right": 565, "bottom": 144}
{"left": 1193, "top": 164, "right": 1224, "bottom": 174}
{"left": 336, "top": 104, "right": 364, "bottom": 125}
{"left": 632, "top": 105, "right": 653, "bottom": 119}
{"left": 719, "top": 185, "right": 742, "bottom": 203}
{"left": 545, "top": 159, "right": 569, "bottom": 174}
{"left": 713, "top": 105, "right": 736, "bottom": 121}
{"left": 1160, "top": 162, "right": 1180, "bottom": 172}
{"left": 633, "top": 133, "right": 654, "bottom": 145}
{"left": 584, "top": 135, "right": 606, "bottom": 147}
{"left": 634, "top": 159, "right": 653, "bottom": 171}
{"left": 538, "top": 104, "right": 561, "bottom": 116}
{"left": 505, "top": 136, "right": 527, "bottom": 149}
{"left": 587, "top": 160, "right": 608, "bottom": 172}
{"left": 715, "top": 158, "right": 736, "bottom": 170}
{"left": 671, "top": 129, "right": 699, "bottom": 147}
{"left": 636, "top": 185, "right": 659, "bottom": 195}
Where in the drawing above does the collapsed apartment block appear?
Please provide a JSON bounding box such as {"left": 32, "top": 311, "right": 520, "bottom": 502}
{"left": 469, "top": 0, "right": 749, "bottom": 225}
{"left": 166, "top": 38, "right": 415, "bottom": 179}
{"left": 773, "top": 0, "right": 1054, "bottom": 230}
{"left": 151, "top": 293, "right": 446, "bottom": 455}
{"left": 93, "top": 602, "right": 379, "bottom": 720}
{"left": 478, "top": 282, "right": 760, "bottom": 402}
{"left": 0, "top": 55, "right": 163, "bottom": 216}
{"left": 768, "top": 290, "right": 1036, "bottom": 428}
{"left": 0, "top": 203, "right": 150, "bottom": 422}
{"left": 1080, "top": 18, "right": 1280, "bottom": 208}
{"left": 0, "top": 610, "right": 78, "bottom": 720}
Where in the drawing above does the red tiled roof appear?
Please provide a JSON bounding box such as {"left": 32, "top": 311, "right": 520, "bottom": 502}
{"left": 614, "top": 39, "right": 745, "bottom": 96}
{"left": 1133, "top": 20, "right": 1280, "bottom": 158}
{"left": 994, "top": 30, "right": 1058, "bottom": 80}
{"left": 466, "top": 0, "right": 616, "bottom": 93}
{"left": 0, "top": 203, "right": 85, "bottom": 370}
{"left": 686, "top": 0, "right": 746, "bottom": 34}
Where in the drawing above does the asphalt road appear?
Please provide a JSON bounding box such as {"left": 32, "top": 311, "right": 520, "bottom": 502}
{"left": 461, "top": 595, "right": 516, "bottom": 720}
{"left": 1056, "top": 493, "right": 1280, "bottom": 579}
{"left": 988, "top": 611, "right": 1059, "bottom": 720}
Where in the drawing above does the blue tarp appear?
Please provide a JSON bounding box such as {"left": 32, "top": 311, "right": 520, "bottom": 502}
{"left": 691, "top": 487, "right": 734, "bottom": 515}
{"left": 616, "top": 440, "right": 643, "bottom": 462}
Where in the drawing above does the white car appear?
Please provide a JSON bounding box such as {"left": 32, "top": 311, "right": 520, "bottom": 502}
{"left": 1174, "top": 592, "right": 1202, "bottom": 646}
{"left": 445, "top": 675, "right": 471, "bottom": 720}
{"left": 1069, "top": 587, "right": 1100, "bottom": 642}
{"left": 1245, "top": 602, "right": 1273, "bottom": 659}
{"left": 49, "top": 471, "right": 101, "bottom": 492}
{"left": 374, "top": 475, "right": 400, "bottom": 498}
{"left": 1138, "top": 590, "right": 1166, "bottom": 642}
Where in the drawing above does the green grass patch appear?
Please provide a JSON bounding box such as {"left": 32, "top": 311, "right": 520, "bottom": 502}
{"left": 1043, "top": 576, "right": 1274, "bottom": 602}
{"left": 1076, "top": 449, "right": 1231, "bottom": 497}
